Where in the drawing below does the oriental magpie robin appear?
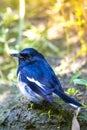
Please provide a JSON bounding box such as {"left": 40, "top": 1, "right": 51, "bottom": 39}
{"left": 11, "top": 48, "right": 82, "bottom": 108}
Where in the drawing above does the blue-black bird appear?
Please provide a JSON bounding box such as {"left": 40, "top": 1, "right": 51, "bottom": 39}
{"left": 11, "top": 48, "right": 82, "bottom": 108}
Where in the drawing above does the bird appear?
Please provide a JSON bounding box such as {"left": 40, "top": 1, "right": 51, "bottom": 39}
{"left": 11, "top": 48, "right": 82, "bottom": 108}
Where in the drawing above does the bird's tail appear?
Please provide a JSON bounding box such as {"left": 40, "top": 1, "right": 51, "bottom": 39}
{"left": 54, "top": 90, "right": 82, "bottom": 108}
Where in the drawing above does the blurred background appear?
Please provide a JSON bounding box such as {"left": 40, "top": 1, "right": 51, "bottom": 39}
{"left": 0, "top": 0, "right": 87, "bottom": 87}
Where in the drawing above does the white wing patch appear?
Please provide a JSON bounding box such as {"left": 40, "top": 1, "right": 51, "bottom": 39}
{"left": 17, "top": 72, "right": 43, "bottom": 103}
{"left": 69, "top": 103, "right": 80, "bottom": 108}
{"left": 27, "top": 77, "right": 45, "bottom": 90}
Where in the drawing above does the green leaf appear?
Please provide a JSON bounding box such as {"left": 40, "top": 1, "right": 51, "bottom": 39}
{"left": 66, "top": 88, "right": 79, "bottom": 95}
{"left": 74, "top": 79, "right": 87, "bottom": 87}
{"left": 70, "top": 72, "right": 81, "bottom": 83}
{"left": 79, "top": 115, "right": 87, "bottom": 120}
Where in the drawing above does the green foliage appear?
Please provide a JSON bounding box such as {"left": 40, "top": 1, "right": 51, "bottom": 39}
{"left": 70, "top": 72, "right": 87, "bottom": 108}
{"left": 70, "top": 72, "right": 87, "bottom": 89}
{"left": 79, "top": 115, "right": 87, "bottom": 121}
{"left": 66, "top": 88, "right": 79, "bottom": 96}
{"left": 70, "top": 71, "right": 81, "bottom": 83}
{"left": 0, "top": 8, "right": 18, "bottom": 55}
{"left": 40, "top": 109, "right": 52, "bottom": 119}
{"left": 47, "top": 110, "right": 51, "bottom": 119}
{"left": 74, "top": 79, "right": 87, "bottom": 89}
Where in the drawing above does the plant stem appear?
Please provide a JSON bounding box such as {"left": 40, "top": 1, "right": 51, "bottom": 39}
{"left": 17, "top": 0, "right": 25, "bottom": 46}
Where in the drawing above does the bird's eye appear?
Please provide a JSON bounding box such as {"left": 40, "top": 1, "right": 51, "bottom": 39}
{"left": 20, "top": 53, "right": 32, "bottom": 59}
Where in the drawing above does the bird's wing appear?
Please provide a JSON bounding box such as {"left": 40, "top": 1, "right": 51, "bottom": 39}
{"left": 19, "top": 67, "right": 53, "bottom": 103}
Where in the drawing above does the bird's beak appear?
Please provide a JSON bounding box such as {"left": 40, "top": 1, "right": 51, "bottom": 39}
{"left": 11, "top": 53, "right": 20, "bottom": 58}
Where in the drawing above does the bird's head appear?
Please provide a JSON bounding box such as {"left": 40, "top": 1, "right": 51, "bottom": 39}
{"left": 11, "top": 48, "right": 43, "bottom": 67}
